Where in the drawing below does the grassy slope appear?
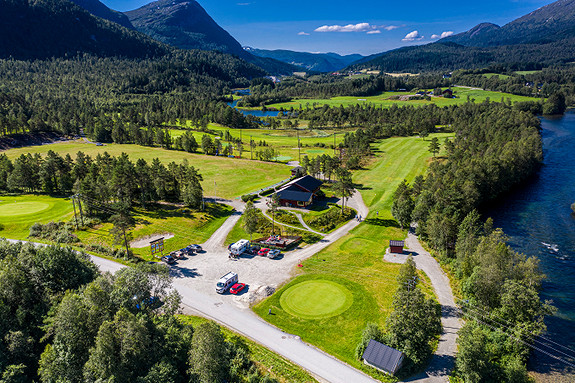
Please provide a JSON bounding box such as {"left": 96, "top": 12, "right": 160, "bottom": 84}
{"left": 265, "top": 86, "right": 540, "bottom": 109}
{"left": 2, "top": 142, "right": 288, "bottom": 199}
{"left": 253, "top": 134, "right": 450, "bottom": 379}
{"left": 178, "top": 315, "right": 317, "bottom": 383}
{"left": 0, "top": 195, "right": 74, "bottom": 239}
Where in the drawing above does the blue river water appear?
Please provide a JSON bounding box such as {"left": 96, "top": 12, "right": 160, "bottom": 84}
{"left": 227, "top": 99, "right": 280, "bottom": 117}
{"left": 486, "top": 110, "right": 575, "bottom": 375}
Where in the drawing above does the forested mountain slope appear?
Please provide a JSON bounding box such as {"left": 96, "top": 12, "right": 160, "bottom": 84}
{"left": 69, "top": 0, "right": 134, "bottom": 29}
{"left": 245, "top": 47, "right": 363, "bottom": 72}
{"left": 0, "top": 0, "right": 167, "bottom": 59}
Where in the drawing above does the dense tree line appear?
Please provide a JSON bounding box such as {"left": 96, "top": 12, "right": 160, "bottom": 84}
{"left": 0, "top": 150, "right": 204, "bottom": 210}
{"left": 0, "top": 54, "right": 262, "bottom": 138}
{"left": 0, "top": 241, "right": 281, "bottom": 382}
{"left": 238, "top": 74, "right": 452, "bottom": 107}
{"left": 390, "top": 102, "right": 549, "bottom": 381}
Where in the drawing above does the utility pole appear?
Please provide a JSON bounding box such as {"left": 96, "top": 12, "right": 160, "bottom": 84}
{"left": 239, "top": 129, "right": 242, "bottom": 159}
{"left": 333, "top": 133, "right": 336, "bottom": 157}
{"left": 122, "top": 228, "right": 130, "bottom": 259}
{"left": 214, "top": 181, "right": 217, "bottom": 201}
{"left": 71, "top": 196, "right": 79, "bottom": 230}
{"left": 297, "top": 130, "right": 301, "bottom": 163}
{"left": 250, "top": 135, "right": 253, "bottom": 160}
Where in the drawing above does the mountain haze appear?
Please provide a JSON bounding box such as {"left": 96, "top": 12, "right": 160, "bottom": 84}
{"left": 351, "top": 0, "right": 575, "bottom": 72}
{"left": 245, "top": 47, "right": 364, "bottom": 72}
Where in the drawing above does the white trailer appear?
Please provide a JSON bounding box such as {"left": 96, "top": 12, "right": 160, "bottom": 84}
{"left": 229, "top": 239, "right": 250, "bottom": 257}
{"left": 216, "top": 272, "right": 238, "bottom": 294}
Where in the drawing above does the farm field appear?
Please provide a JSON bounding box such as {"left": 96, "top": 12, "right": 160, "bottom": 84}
{"left": 263, "top": 86, "right": 541, "bottom": 109}
{"left": 0, "top": 195, "right": 74, "bottom": 239}
{"left": 2, "top": 141, "right": 288, "bottom": 199}
{"left": 254, "top": 133, "right": 449, "bottom": 376}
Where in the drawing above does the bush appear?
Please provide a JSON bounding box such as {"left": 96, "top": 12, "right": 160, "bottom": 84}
{"left": 28, "top": 221, "right": 79, "bottom": 243}
{"left": 241, "top": 194, "right": 258, "bottom": 203}
{"left": 274, "top": 210, "right": 300, "bottom": 226}
{"left": 300, "top": 232, "right": 322, "bottom": 244}
{"left": 306, "top": 206, "right": 355, "bottom": 232}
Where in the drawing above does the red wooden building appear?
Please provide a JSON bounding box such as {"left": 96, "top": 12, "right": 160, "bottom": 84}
{"left": 389, "top": 240, "right": 405, "bottom": 254}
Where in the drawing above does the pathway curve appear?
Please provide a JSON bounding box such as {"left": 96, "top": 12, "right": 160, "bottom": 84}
{"left": 293, "top": 212, "right": 324, "bottom": 235}
{"left": 201, "top": 197, "right": 244, "bottom": 251}
{"left": 385, "top": 228, "right": 461, "bottom": 383}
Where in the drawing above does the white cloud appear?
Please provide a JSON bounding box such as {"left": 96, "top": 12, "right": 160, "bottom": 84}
{"left": 367, "top": 30, "right": 381, "bottom": 34}
{"left": 314, "top": 23, "right": 377, "bottom": 33}
{"left": 431, "top": 31, "right": 454, "bottom": 39}
{"left": 384, "top": 25, "right": 400, "bottom": 31}
{"left": 402, "top": 30, "right": 424, "bottom": 41}
{"left": 297, "top": 31, "right": 310, "bottom": 36}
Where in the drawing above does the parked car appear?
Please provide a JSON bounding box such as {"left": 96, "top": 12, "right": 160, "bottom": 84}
{"left": 171, "top": 250, "right": 185, "bottom": 259}
{"left": 229, "top": 283, "right": 246, "bottom": 294}
{"left": 248, "top": 245, "right": 261, "bottom": 254}
{"left": 188, "top": 244, "right": 202, "bottom": 252}
{"left": 216, "top": 272, "right": 238, "bottom": 294}
{"left": 267, "top": 249, "right": 281, "bottom": 259}
{"left": 96, "top": 142, "right": 103, "bottom": 146}
{"left": 136, "top": 296, "right": 163, "bottom": 310}
{"left": 257, "top": 248, "right": 270, "bottom": 257}
{"left": 161, "top": 255, "right": 176, "bottom": 264}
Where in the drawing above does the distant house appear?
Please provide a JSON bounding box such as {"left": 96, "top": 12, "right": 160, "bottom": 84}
{"left": 442, "top": 89, "right": 453, "bottom": 98}
{"left": 276, "top": 175, "right": 323, "bottom": 208}
{"left": 293, "top": 72, "right": 307, "bottom": 78}
{"left": 443, "top": 73, "right": 452, "bottom": 79}
{"left": 362, "top": 339, "right": 405, "bottom": 375}
{"left": 290, "top": 166, "right": 304, "bottom": 177}
{"left": 389, "top": 240, "right": 405, "bottom": 254}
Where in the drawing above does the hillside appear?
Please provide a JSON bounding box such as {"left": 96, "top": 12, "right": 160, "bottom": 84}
{"left": 69, "top": 0, "right": 133, "bottom": 29}
{"left": 124, "top": 0, "right": 299, "bottom": 75}
{"left": 0, "top": 0, "right": 168, "bottom": 59}
{"left": 245, "top": 47, "right": 364, "bottom": 72}
{"left": 351, "top": 0, "right": 575, "bottom": 72}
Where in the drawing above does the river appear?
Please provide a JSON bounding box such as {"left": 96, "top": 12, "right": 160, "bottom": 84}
{"left": 487, "top": 110, "right": 575, "bottom": 378}
{"left": 227, "top": 99, "right": 280, "bottom": 118}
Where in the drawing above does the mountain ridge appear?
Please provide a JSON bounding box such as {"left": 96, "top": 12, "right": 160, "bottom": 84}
{"left": 69, "top": 0, "right": 134, "bottom": 29}
{"left": 244, "top": 47, "right": 364, "bottom": 72}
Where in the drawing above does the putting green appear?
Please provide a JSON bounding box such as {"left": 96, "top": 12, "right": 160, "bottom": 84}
{"left": 0, "top": 202, "right": 51, "bottom": 217}
{"left": 280, "top": 280, "right": 353, "bottom": 319}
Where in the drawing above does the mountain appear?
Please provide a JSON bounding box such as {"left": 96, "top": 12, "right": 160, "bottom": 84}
{"left": 351, "top": 0, "right": 575, "bottom": 72}
{"left": 442, "top": 0, "right": 575, "bottom": 47}
{"left": 0, "top": 0, "right": 168, "bottom": 59}
{"left": 125, "top": 0, "right": 246, "bottom": 57}
{"left": 124, "top": 0, "right": 299, "bottom": 75}
{"left": 69, "top": 0, "right": 133, "bottom": 29}
{"left": 244, "top": 47, "right": 364, "bottom": 72}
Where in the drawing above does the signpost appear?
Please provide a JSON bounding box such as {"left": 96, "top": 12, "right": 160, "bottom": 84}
{"left": 150, "top": 237, "right": 164, "bottom": 257}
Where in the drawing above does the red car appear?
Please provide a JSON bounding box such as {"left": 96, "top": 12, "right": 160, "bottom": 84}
{"left": 258, "top": 248, "right": 270, "bottom": 257}
{"left": 229, "top": 283, "right": 246, "bottom": 294}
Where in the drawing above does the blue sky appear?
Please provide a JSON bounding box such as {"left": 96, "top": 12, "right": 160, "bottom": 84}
{"left": 103, "top": 0, "right": 555, "bottom": 55}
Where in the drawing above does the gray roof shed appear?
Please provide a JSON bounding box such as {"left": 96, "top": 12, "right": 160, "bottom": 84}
{"left": 362, "top": 339, "right": 405, "bottom": 375}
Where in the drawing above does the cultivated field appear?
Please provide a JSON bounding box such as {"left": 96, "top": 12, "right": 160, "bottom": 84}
{"left": 254, "top": 134, "right": 449, "bottom": 376}
{"left": 263, "top": 86, "right": 541, "bottom": 109}
{"left": 2, "top": 141, "right": 288, "bottom": 199}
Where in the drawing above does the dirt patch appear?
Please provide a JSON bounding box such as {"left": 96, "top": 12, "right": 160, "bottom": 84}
{"left": 0, "top": 132, "right": 72, "bottom": 151}
{"left": 130, "top": 233, "right": 175, "bottom": 248}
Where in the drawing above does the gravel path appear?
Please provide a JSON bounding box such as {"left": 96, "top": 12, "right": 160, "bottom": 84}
{"left": 384, "top": 228, "right": 461, "bottom": 383}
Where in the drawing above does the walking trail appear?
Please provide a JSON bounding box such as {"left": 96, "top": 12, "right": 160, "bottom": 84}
{"left": 385, "top": 228, "right": 461, "bottom": 383}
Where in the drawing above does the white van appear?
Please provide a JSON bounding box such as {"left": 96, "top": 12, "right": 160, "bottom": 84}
{"left": 229, "top": 239, "right": 250, "bottom": 257}
{"left": 216, "top": 272, "right": 238, "bottom": 294}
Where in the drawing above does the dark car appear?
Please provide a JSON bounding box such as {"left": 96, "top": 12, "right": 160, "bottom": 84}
{"left": 229, "top": 283, "right": 246, "bottom": 294}
{"left": 248, "top": 245, "right": 261, "bottom": 254}
{"left": 136, "top": 296, "right": 163, "bottom": 310}
{"left": 171, "top": 250, "right": 185, "bottom": 259}
{"left": 188, "top": 244, "right": 202, "bottom": 252}
{"left": 161, "top": 255, "right": 176, "bottom": 264}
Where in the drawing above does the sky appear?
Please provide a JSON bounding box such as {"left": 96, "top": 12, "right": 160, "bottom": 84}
{"left": 102, "top": 0, "right": 555, "bottom": 56}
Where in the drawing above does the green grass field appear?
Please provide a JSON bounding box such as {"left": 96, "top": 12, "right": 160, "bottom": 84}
{"left": 0, "top": 195, "right": 74, "bottom": 239}
{"left": 514, "top": 70, "right": 542, "bottom": 76}
{"left": 2, "top": 142, "right": 288, "bottom": 199}
{"left": 254, "top": 134, "right": 447, "bottom": 379}
{"left": 263, "top": 86, "right": 540, "bottom": 110}
{"left": 483, "top": 73, "right": 512, "bottom": 79}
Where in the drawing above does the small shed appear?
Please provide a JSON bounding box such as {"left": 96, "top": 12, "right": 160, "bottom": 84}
{"left": 362, "top": 339, "right": 405, "bottom": 375}
{"left": 442, "top": 89, "right": 453, "bottom": 98}
{"left": 389, "top": 240, "right": 404, "bottom": 254}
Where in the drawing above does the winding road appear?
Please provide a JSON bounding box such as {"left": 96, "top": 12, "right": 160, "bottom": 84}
{"left": 4, "top": 189, "right": 459, "bottom": 383}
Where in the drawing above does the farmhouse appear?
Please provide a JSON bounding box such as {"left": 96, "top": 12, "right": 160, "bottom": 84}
{"left": 442, "top": 89, "right": 453, "bottom": 98}
{"left": 276, "top": 175, "right": 323, "bottom": 207}
{"left": 389, "top": 240, "right": 405, "bottom": 254}
{"left": 362, "top": 339, "right": 405, "bottom": 375}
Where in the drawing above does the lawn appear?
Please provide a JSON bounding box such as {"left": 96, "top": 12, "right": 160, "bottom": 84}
{"left": 77, "top": 202, "right": 234, "bottom": 261}
{"left": 263, "top": 86, "right": 540, "bottom": 110}
{"left": 483, "top": 73, "right": 511, "bottom": 79}
{"left": 253, "top": 134, "right": 447, "bottom": 379}
{"left": 514, "top": 70, "right": 542, "bottom": 76}
{"left": 2, "top": 142, "right": 288, "bottom": 199}
{"left": 0, "top": 194, "right": 74, "bottom": 239}
{"left": 178, "top": 315, "right": 317, "bottom": 383}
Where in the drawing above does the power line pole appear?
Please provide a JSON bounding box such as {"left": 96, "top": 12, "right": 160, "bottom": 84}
{"left": 76, "top": 194, "right": 85, "bottom": 226}
{"left": 297, "top": 130, "right": 301, "bottom": 163}
{"left": 71, "top": 196, "right": 79, "bottom": 230}
{"left": 333, "top": 133, "right": 337, "bottom": 157}
{"left": 250, "top": 135, "right": 253, "bottom": 160}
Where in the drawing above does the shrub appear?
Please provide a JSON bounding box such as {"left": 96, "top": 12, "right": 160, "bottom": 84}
{"left": 28, "top": 221, "right": 79, "bottom": 243}
{"left": 306, "top": 206, "right": 355, "bottom": 232}
{"left": 241, "top": 194, "right": 258, "bottom": 203}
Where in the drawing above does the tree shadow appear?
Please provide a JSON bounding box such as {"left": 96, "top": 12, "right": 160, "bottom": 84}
{"left": 169, "top": 265, "right": 201, "bottom": 278}
{"left": 364, "top": 218, "right": 400, "bottom": 228}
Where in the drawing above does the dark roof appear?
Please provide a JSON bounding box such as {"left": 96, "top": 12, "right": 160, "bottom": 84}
{"left": 291, "top": 166, "right": 304, "bottom": 170}
{"left": 363, "top": 340, "right": 405, "bottom": 374}
{"left": 291, "top": 175, "right": 323, "bottom": 193}
{"left": 277, "top": 189, "right": 313, "bottom": 202}
{"left": 389, "top": 240, "right": 405, "bottom": 247}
